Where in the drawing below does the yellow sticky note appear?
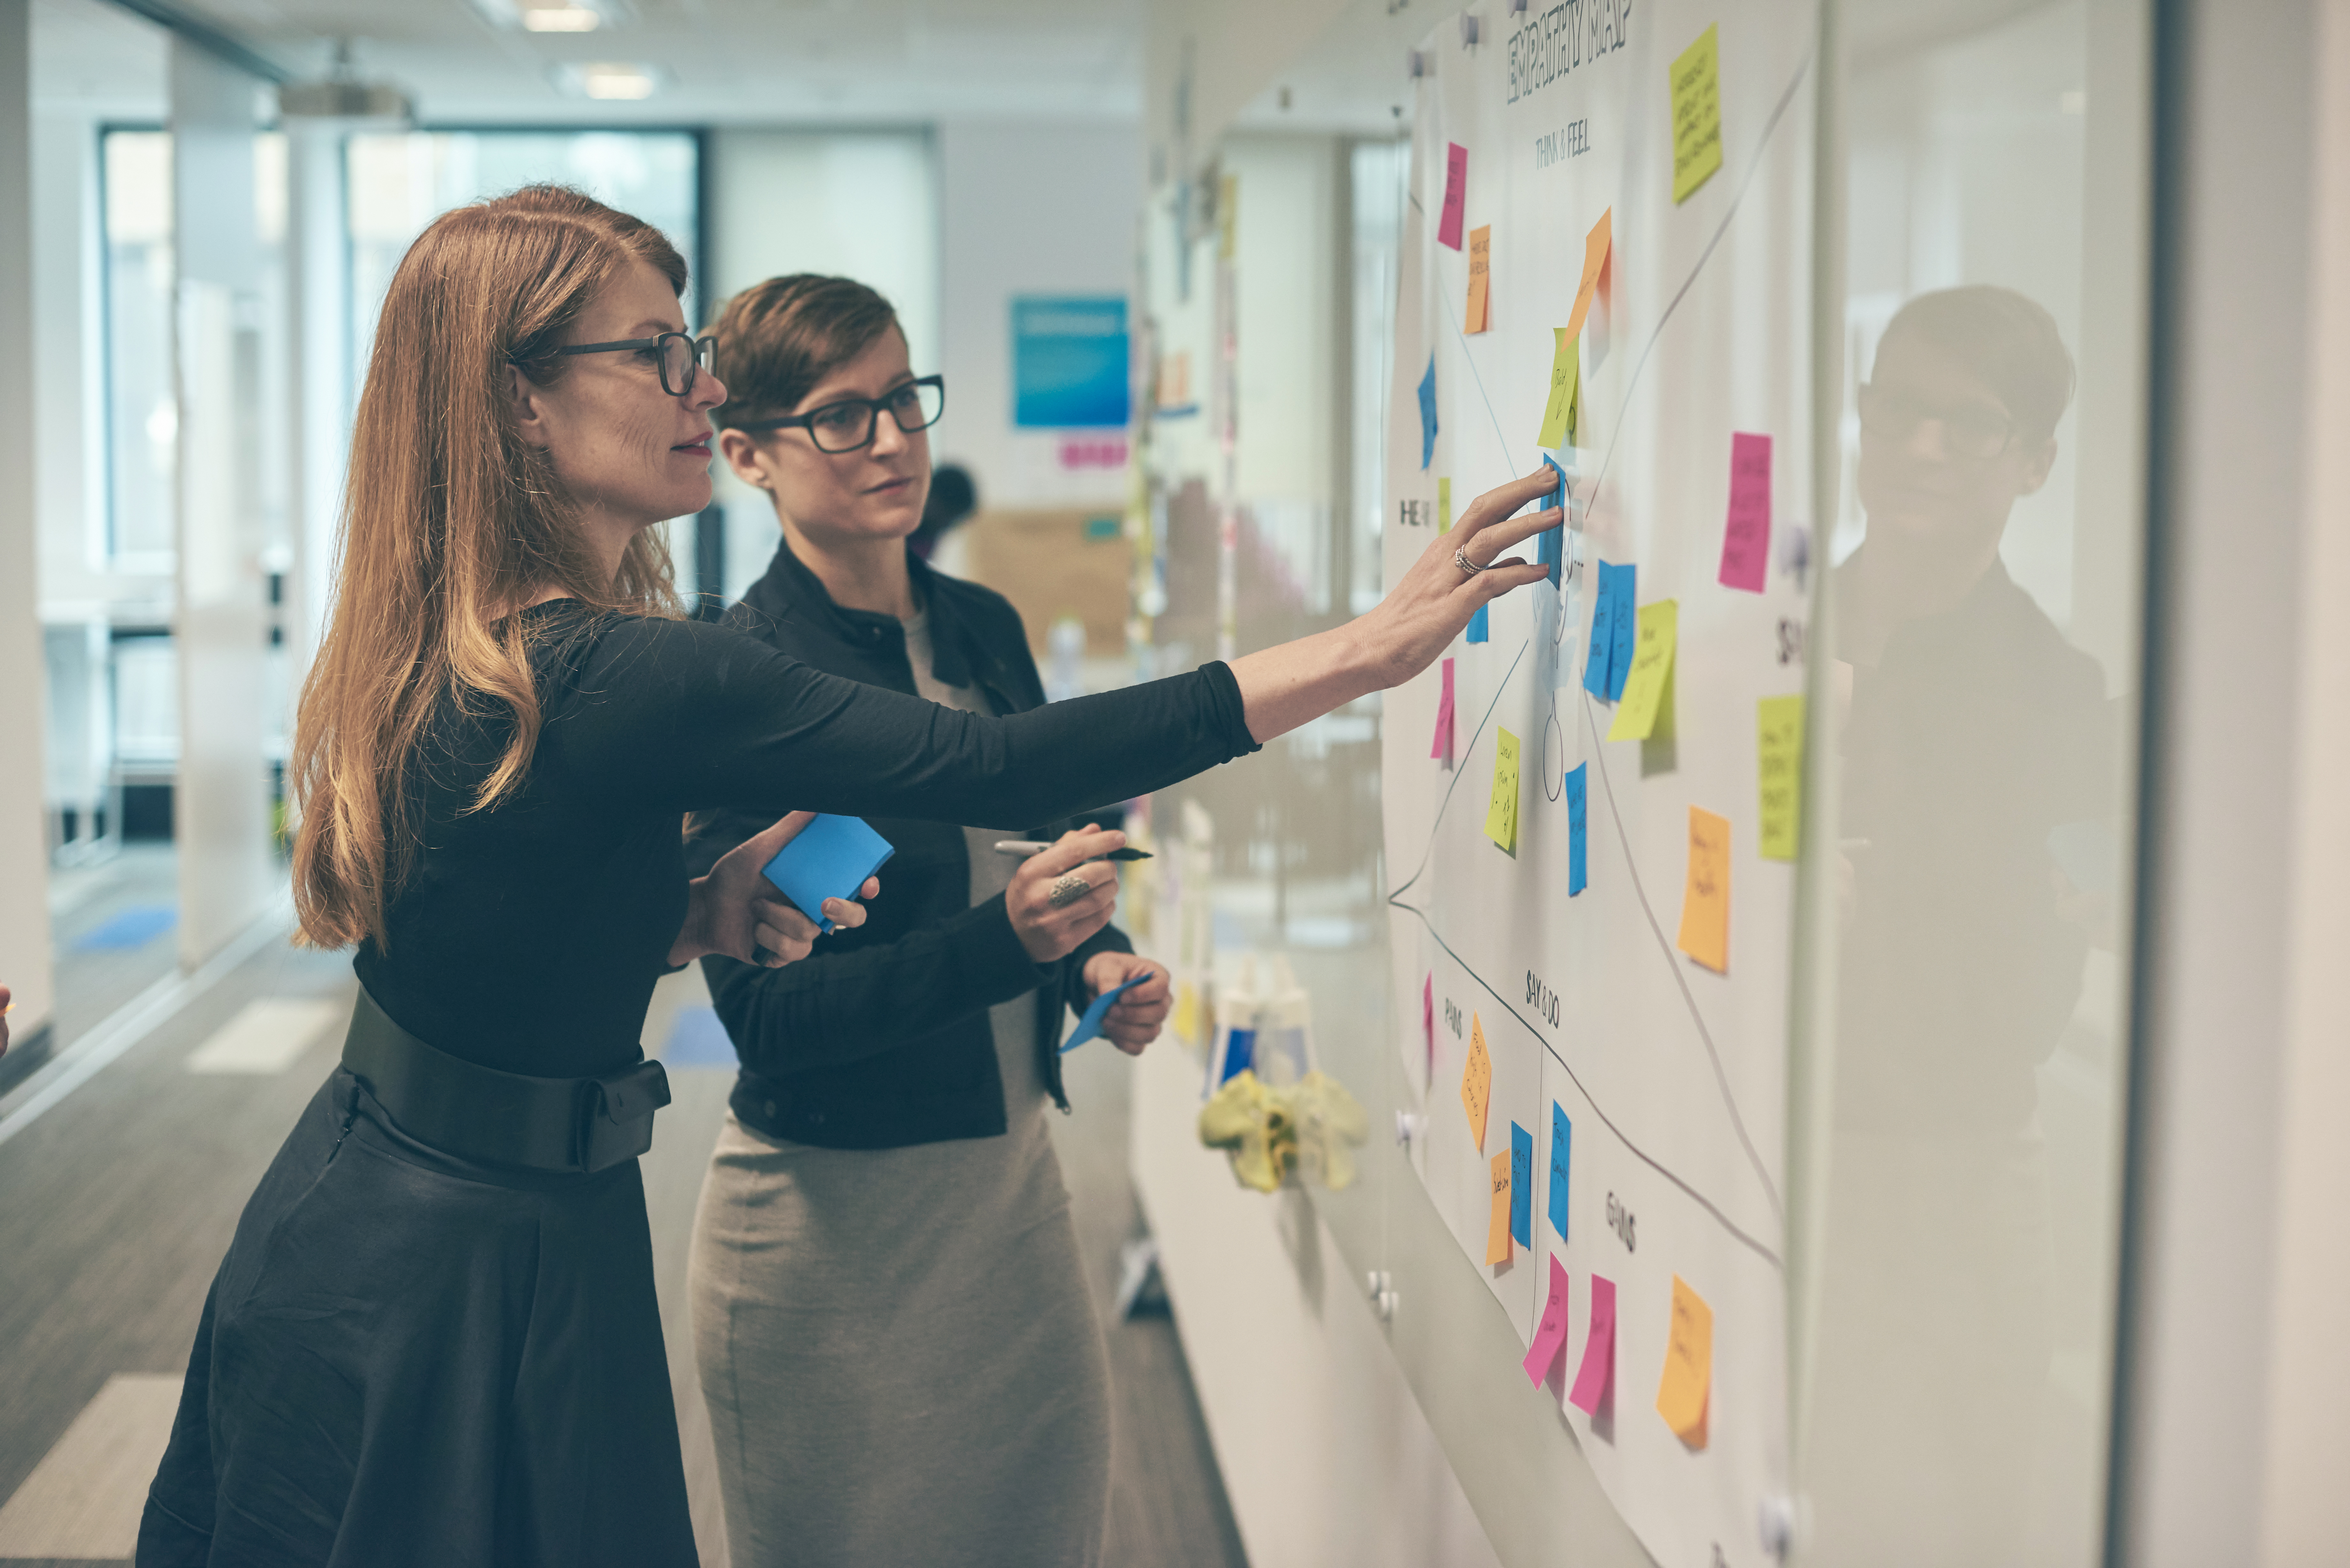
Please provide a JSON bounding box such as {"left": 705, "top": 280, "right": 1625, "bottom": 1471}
{"left": 1486, "top": 1152, "right": 1515, "bottom": 1265}
{"left": 1536, "top": 329, "right": 1581, "bottom": 448}
{"left": 1438, "top": 476, "right": 1453, "bottom": 534}
{"left": 1605, "top": 600, "right": 1678, "bottom": 742}
{"left": 1466, "top": 225, "right": 1492, "bottom": 333}
{"left": 1656, "top": 1274, "right": 1714, "bottom": 1449}
{"left": 1173, "top": 980, "right": 1201, "bottom": 1044}
{"left": 1484, "top": 727, "right": 1522, "bottom": 854}
{"left": 1757, "top": 695, "right": 1804, "bottom": 861}
{"left": 1670, "top": 26, "right": 1724, "bottom": 205}
{"left": 1566, "top": 208, "right": 1613, "bottom": 340}
{"left": 1219, "top": 172, "right": 1239, "bottom": 259}
{"left": 1461, "top": 1012, "right": 1493, "bottom": 1152}
{"left": 1677, "top": 806, "right": 1731, "bottom": 974}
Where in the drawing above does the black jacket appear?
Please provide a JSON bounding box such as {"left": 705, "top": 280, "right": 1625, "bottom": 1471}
{"left": 686, "top": 539, "right": 1133, "bottom": 1149}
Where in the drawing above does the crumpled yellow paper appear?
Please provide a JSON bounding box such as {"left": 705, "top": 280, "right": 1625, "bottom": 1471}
{"left": 1197, "top": 1070, "right": 1368, "bottom": 1193}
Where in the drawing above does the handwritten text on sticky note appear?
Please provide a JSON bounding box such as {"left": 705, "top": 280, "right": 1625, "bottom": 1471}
{"left": 1538, "top": 328, "right": 1581, "bottom": 448}
{"left": 1570, "top": 1273, "right": 1617, "bottom": 1416}
{"left": 1485, "top": 727, "right": 1521, "bottom": 854}
{"left": 1510, "top": 1121, "right": 1534, "bottom": 1248}
{"left": 1656, "top": 1274, "right": 1714, "bottom": 1449}
{"left": 1461, "top": 1012, "right": 1492, "bottom": 1152}
{"left": 1677, "top": 806, "right": 1731, "bottom": 973}
{"left": 1606, "top": 599, "right": 1679, "bottom": 742}
{"left": 1466, "top": 225, "right": 1492, "bottom": 333}
{"left": 1486, "top": 1151, "right": 1514, "bottom": 1265}
{"left": 1670, "top": 25, "right": 1724, "bottom": 204}
{"left": 1718, "top": 432, "right": 1772, "bottom": 592}
{"left": 1565, "top": 763, "right": 1588, "bottom": 894}
{"left": 1522, "top": 1255, "right": 1572, "bottom": 1386}
{"left": 1439, "top": 142, "right": 1468, "bottom": 250}
{"left": 1549, "top": 1101, "right": 1572, "bottom": 1241}
{"left": 1757, "top": 695, "right": 1803, "bottom": 860}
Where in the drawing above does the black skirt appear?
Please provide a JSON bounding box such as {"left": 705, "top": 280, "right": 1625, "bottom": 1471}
{"left": 137, "top": 1069, "right": 697, "bottom": 1567}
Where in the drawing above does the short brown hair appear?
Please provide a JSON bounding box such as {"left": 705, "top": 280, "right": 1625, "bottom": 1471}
{"left": 709, "top": 274, "right": 900, "bottom": 430}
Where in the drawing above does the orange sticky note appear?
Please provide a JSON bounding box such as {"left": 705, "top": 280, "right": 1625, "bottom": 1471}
{"left": 1486, "top": 1152, "right": 1514, "bottom": 1265}
{"left": 1461, "top": 1012, "right": 1493, "bottom": 1152}
{"left": 1466, "top": 225, "right": 1492, "bottom": 333}
{"left": 1566, "top": 208, "right": 1612, "bottom": 341}
{"left": 1677, "top": 806, "right": 1730, "bottom": 973}
{"left": 1656, "top": 1274, "right": 1714, "bottom": 1449}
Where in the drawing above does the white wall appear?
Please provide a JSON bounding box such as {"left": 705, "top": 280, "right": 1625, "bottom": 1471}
{"left": 936, "top": 119, "right": 1139, "bottom": 511}
{"left": 0, "top": 0, "right": 56, "bottom": 1040}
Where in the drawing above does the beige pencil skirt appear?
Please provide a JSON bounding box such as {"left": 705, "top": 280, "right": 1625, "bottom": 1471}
{"left": 688, "top": 1106, "right": 1113, "bottom": 1568}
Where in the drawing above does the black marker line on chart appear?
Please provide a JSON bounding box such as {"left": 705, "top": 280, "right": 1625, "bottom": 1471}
{"left": 1389, "top": 895, "right": 1783, "bottom": 1271}
{"left": 1389, "top": 639, "right": 1530, "bottom": 907}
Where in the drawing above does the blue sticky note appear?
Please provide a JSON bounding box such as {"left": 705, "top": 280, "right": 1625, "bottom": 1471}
{"left": 1220, "top": 1026, "right": 1257, "bottom": 1083}
{"left": 1582, "top": 562, "right": 1616, "bottom": 697}
{"left": 760, "top": 813, "right": 895, "bottom": 934}
{"left": 1538, "top": 455, "right": 1568, "bottom": 587}
{"left": 1510, "top": 1121, "right": 1534, "bottom": 1248}
{"left": 1418, "top": 355, "right": 1439, "bottom": 470}
{"left": 1565, "top": 762, "right": 1588, "bottom": 894}
{"left": 1467, "top": 603, "right": 1490, "bottom": 643}
{"left": 1062, "top": 971, "right": 1149, "bottom": 1053}
{"left": 1548, "top": 1102, "right": 1572, "bottom": 1241}
{"left": 1604, "top": 561, "right": 1636, "bottom": 701}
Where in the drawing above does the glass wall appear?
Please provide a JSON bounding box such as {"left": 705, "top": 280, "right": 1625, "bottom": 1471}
{"left": 100, "top": 129, "right": 174, "bottom": 567}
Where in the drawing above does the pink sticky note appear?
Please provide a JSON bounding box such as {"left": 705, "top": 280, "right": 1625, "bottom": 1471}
{"left": 1421, "top": 974, "right": 1436, "bottom": 1074}
{"left": 1438, "top": 144, "right": 1468, "bottom": 251}
{"left": 1522, "top": 1256, "right": 1573, "bottom": 1387}
{"left": 1431, "top": 657, "right": 1456, "bottom": 765}
{"left": 1568, "top": 1273, "right": 1617, "bottom": 1415}
{"left": 1717, "top": 432, "right": 1772, "bottom": 592}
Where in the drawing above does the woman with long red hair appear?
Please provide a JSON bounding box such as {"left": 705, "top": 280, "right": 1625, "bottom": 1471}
{"left": 136, "top": 185, "right": 1556, "bottom": 1566}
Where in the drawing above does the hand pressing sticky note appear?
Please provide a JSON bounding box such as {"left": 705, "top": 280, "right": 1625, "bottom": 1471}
{"left": 1485, "top": 728, "right": 1521, "bottom": 854}
{"left": 1548, "top": 1101, "right": 1572, "bottom": 1241}
{"left": 1537, "top": 329, "right": 1581, "bottom": 448}
{"left": 1431, "top": 656, "right": 1456, "bottom": 766}
{"left": 1670, "top": 25, "right": 1724, "bottom": 205}
{"left": 1656, "top": 1274, "right": 1714, "bottom": 1449}
{"left": 1438, "top": 141, "right": 1468, "bottom": 250}
{"left": 1522, "top": 1255, "right": 1572, "bottom": 1387}
{"left": 1509, "top": 1121, "right": 1534, "bottom": 1248}
{"left": 1461, "top": 1012, "right": 1492, "bottom": 1152}
{"left": 1486, "top": 1151, "right": 1514, "bottom": 1265}
{"left": 1566, "top": 208, "right": 1612, "bottom": 341}
{"left": 1565, "top": 763, "right": 1588, "bottom": 895}
{"left": 1466, "top": 225, "right": 1492, "bottom": 334}
{"left": 1757, "top": 695, "right": 1804, "bottom": 860}
{"left": 1677, "top": 806, "right": 1731, "bottom": 973}
{"left": 1569, "top": 1273, "right": 1617, "bottom": 1417}
{"left": 1718, "top": 431, "right": 1772, "bottom": 592}
{"left": 1606, "top": 599, "right": 1678, "bottom": 742}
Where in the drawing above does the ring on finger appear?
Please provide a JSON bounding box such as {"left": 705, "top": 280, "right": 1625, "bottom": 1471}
{"left": 1047, "top": 872, "right": 1092, "bottom": 909}
{"left": 1452, "top": 546, "right": 1486, "bottom": 576}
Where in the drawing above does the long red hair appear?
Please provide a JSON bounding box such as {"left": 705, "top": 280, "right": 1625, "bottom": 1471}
{"left": 289, "top": 185, "right": 686, "bottom": 948}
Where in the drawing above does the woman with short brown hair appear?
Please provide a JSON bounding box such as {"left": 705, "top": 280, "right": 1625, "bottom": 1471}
{"left": 137, "top": 184, "right": 1556, "bottom": 1566}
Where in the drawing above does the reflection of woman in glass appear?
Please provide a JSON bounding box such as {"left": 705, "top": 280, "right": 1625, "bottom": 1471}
{"left": 1810, "top": 285, "right": 2111, "bottom": 1559}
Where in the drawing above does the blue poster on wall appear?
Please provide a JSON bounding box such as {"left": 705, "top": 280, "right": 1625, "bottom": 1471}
{"left": 1012, "top": 296, "right": 1131, "bottom": 428}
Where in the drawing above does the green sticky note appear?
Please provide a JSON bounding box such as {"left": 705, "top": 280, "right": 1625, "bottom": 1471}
{"left": 1606, "top": 600, "right": 1679, "bottom": 742}
{"left": 1757, "top": 694, "right": 1804, "bottom": 860}
{"left": 1438, "top": 476, "right": 1453, "bottom": 533}
{"left": 1671, "top": 25, "right": 1724, "bottom": 205}
{"left": 1485, "top": 727, "right": 1522, "bottom": 854}
{"left": 1537, "top": 329, "right": 1581, "bottom": 448}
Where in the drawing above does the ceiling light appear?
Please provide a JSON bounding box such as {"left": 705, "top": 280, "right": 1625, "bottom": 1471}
{"left": 557, "top": 61, "right": 660, "bottom": 100}
{"left": 521, "top": 5, "right": 601, "bottom": 31}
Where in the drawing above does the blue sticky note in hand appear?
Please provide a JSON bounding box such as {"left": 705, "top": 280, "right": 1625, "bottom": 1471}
{"left": 1548, "top": 1102, "right": 1572, "bottom": 1241}
{"left": 1418, "top": 355, "right": 1439, "bottom": 470}
{"left": 1604, "top": 561, "right": 1636, "bottom": 701}
{"left": 760, "top": 813, "right": 894, "bottom": 934}
{"left": 1062, "top": 971, "right": 1149, "bottom": 1053}
{"left": 1510, "top": 1121, "right": 1534, "bottom": 1248}
{"left": 1565, "top": 763, "right": 1588, "bottom": 894}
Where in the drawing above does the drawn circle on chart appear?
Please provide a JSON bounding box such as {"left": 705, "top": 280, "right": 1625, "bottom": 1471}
{"left": 1543, "top": 706, "right": 1566, "bottom": 801}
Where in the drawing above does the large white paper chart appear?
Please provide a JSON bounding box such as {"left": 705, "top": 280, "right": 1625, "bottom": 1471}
{"left": 1380, "top": 6, "right": 1816, "bottom": 1564}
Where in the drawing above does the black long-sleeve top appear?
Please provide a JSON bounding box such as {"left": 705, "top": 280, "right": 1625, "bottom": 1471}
{"left": 355, "top": 599, "right": 1257, "bottom": 1079}
{"left": 684, "top": 542, "right": 1126, "bottom": 1149}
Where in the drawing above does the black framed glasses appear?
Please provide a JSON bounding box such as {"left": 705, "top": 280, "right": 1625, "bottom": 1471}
{"left": 553, "top": 332, "right": 716, "bottom": 398}
{"left": 735, "top": 376, "right": 945, "bottom": 453}
{"left": 1856, "top": 380, "right": 2018, "bottom": 460}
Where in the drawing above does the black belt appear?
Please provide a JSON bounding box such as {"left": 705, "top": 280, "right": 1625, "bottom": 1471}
{"left": 340, "top": 988, "right": 671, "bottom": 1174}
